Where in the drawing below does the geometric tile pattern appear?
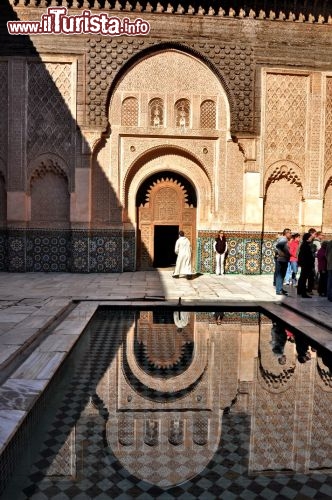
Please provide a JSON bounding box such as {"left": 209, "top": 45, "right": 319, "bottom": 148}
{"left": 5, "top": 229, "right": 127, "bottom": 273}
{"left": 7, "top": 230, "right": 26, "bottom": 272}
{"left": 0, "top": 230, "right": 6, "bottom": 271}
{"left": 26, "top": 230, "right": 70, "bottom": 272}
{"left": 3, "top": 228, "right": 280, "bottom": 274}
{"left": 71, "top": 230, "right": 89, "bottom": 273}
{"left": 261, "top": 237, "right": 276, "bottom": 273}
{"left": 123, "top": 231, "right": 136, "bottom": 272}
{"left": 2, "top": 310, "right": 332, "bottom": 500}
{"left": 197, "top": 231, "right": 278, "bottom": 275}
{"left": 88, "top": 230, "right": 122, "bottom": 273}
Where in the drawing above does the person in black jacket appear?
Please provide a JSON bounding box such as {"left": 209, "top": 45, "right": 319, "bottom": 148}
{"left": 214, "top": 230, "right": 228, "bottom": 275}
{"left": 297, "top": 232, "right": 315, "bottom": 298}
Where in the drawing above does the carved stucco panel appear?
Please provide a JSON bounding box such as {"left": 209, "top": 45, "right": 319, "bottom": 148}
{"left": 0, "top": 61, "right": 8, "bottom": 168}
{"left": 125, "top": 154, "right": 212, "bottom": 224}
{"left": 87, "top": 39, "right": 254, "bottom": 133}
{"left": 324, "top": 77, "right": 332, "bottom": 174}
{"left": 119, "top": 136, "right": 216, "bottom": 183}
{"left": 221, "top": 141, "right": 244, "bottom": 226}
{"left": 27, "top": 61, "right": 76, "bottom": 167}
{"left": 263, "top": 72, "right": 308, "bottom": 171}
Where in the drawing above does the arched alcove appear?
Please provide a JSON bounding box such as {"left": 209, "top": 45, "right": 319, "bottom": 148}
{"left": 30, "top": 163, "right": 70, "bottom": 227}
{"left": 263, "top": 163, "right": 303, "bottom": 232}
{"left": 323, "top": 177, "right": 332, "bottom": 232}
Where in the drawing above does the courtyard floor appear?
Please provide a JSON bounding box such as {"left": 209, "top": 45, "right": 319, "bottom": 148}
{"left": 1, "top": 270, "right": 332, "bottom": 405}
{"left": 1, "top": 270, "right": 332, "bottom": 338}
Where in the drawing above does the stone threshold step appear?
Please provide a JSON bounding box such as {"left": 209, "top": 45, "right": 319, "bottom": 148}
{"left": 0, "top": 298, "right": 73, "bottom": 385}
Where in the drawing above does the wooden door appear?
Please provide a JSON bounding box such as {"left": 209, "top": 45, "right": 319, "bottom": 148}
{"left": 138, "top": 178, "right": 196, "bottom": 270}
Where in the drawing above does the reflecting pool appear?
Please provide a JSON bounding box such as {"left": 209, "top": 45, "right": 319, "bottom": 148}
{"left": 2, "top": 307, "right": 332, "bottom": 499}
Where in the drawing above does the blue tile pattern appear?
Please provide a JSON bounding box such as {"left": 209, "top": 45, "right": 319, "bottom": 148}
{"left": 4, "top": 229, "right": 132, "bottom": 273}
{"left": 197, "top": 232, "right": 277, "bottom": 275}
{"left": 123, "top": 231, "right": 136, "bottom": 272}
{"left": 26, "top": 230, "right": 70, "bottom": 272}
{"left": 0, "top": 230, "right": 7, "bottom": 271}
{"left": 71, "top": 230, "right": 89, "bottom": 273}
{"left": 89, "top": 231, "right": 122, "bottom": 273}
{"left": 3, "top": 229, "right": 278, "bottom": 274}
{"left": 7, "top": 230, "right": 26, "bottom": 272}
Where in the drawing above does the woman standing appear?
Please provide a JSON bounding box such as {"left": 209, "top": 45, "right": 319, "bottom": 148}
{"left": 214, "top": 230, "right": 228, "bottom": 275}
{"left": 288, "top": 232, "right": 300, "bottom": 286}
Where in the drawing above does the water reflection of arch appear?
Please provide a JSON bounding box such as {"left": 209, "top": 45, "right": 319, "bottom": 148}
{"left": 107, "top": 310, "right": 222, "bottom": 489}
{"left": 124, "top": 313, "right": 208, "bottom": 393}
{"left": 257, "top": 320, "right": 296, "bottom": 393}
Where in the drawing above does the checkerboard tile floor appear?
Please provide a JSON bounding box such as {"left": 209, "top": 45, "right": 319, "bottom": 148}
{"left": 2, "top": 309, "right": 332, "bottom": 499}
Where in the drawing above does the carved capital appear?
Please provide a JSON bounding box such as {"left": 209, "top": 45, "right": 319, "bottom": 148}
{"left": 81, "top": 128, "right": 104, "bottom": 154}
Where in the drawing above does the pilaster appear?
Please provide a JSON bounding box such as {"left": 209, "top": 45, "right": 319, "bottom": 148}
{"left": 8, "top": 58, "right": 27, "bottom": 193}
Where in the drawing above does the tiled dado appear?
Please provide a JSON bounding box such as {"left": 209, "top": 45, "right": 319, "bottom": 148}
{"left": 0, "top": 230, "right": 7, "bottom": 271}
{"left": 197, "top": 231, "right": 276, "bottom": 275}
{"left": 3, "top": 229, "right": 276, "bottom": 274}
{"left": 3, "top": 229, "right": 135, "bottom": 273}
{"left": 71, "top": 229, "right": 123, "bottom": 273}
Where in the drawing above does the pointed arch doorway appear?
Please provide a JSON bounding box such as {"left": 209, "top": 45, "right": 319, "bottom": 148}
{"left": 136, "top": 172, "right": 197, "bottom": 270}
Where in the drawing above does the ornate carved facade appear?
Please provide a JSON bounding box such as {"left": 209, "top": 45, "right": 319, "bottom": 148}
{"left": 1, "top": 0, "right": 332, "bottom": 272}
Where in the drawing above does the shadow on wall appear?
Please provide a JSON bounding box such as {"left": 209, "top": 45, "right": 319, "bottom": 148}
{"left": 0, "top": 1, "right": 143, "bottom": 273}
{"left": 0, "top": 2, "right": 285, "bottom": 276}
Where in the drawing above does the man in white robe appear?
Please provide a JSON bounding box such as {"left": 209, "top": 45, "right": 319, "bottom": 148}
{"left": 173, "top": 310, "right": 190, "bottom": 329}
{"left": 173, "top": 231, "right": 192, "bottom": 278}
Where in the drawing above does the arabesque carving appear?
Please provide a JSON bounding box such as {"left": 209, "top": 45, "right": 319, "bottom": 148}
{"left": 27, "top": 62, "right": 74, "bottom": 162}
{"left": 87, "top": 40, "right": 254, "bottom": 133}
{"left": 264, "top": 73, "right": 307, "bottom": 168}
{"left": 265, "top": 165, "right": 303, "bottom": 196}
{"left": 325, "top": 77, "right": 332, "bottom": 174}
{"left": 30, "top": 159, "right": 68, "bottom": 186}
{"left": 0, "top": 62, "right": 8, "bottom": 162}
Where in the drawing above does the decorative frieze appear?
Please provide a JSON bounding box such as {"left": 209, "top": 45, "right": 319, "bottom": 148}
{"left": 9, "top": 0, "right": 332, "bottom": 24}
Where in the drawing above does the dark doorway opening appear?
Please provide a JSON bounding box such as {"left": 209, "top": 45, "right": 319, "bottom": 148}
{"left": 153, "top": 225, "right": 179, "bottom": 267}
